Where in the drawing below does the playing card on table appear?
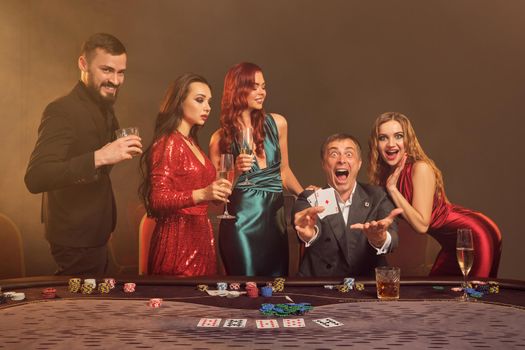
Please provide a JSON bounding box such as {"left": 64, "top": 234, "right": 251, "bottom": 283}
{"left": 314, "top": 188, "right": 339, "bottom": 219}
{"left": 256, "top": 319, "right": 279, "bottom": 329}
{"left": 282, "top": 318, "right": 305, "bottom": 328}
{"left": 312, "top": 318, "right": 344, "bottom": 328}
{"left": 197, "top": 318, "right": 222, "bottom": 327}
{"left": 223, "top": 319, "right": 247, "bottom": 328}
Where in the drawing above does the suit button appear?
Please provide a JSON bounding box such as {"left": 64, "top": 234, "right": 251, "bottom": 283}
{"left": 326, "top": 264, "right": 332, "bottom": 269}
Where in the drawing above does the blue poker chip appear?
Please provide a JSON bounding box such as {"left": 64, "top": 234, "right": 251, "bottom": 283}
{"left": 261, "top": 286, "right": 273, "bottom": 297}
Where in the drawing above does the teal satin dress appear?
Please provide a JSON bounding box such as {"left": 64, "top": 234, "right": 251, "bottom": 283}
{"left": 219, "top": 115, "right": 288, "bottom": 276}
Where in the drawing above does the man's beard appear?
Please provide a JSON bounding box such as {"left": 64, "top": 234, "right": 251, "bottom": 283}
{"left": 86, "top": 79, "right": 120, "bottom": 106}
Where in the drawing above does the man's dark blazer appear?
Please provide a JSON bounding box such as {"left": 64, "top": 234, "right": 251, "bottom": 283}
{"left": 292, "top": 183, "right": 399, "bottom": 277}
{"left": 25, "top": 82, "right": 118, "bottom": 248}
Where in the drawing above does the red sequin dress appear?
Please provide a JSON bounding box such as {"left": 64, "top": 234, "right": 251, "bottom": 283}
{"left": 397, "top": 162, "right": 502, "bottom": 278}
{"left": 148, "top": 132, "right": 217, "bottom": 276}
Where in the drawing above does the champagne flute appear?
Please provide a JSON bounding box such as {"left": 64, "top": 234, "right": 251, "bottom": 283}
{"left": 217, "top": 154, "right": 235, "bottom": 219}
{"left": 456, "top": 228, "right": 474, "bottom": 301}
{"left": 237, "top": 127, "right": 254, "bottom": 186}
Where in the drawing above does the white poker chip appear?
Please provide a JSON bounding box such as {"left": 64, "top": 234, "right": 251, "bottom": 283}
{"left": 3, "top": 292, "right": 17, "bottom": 297}
{"left": 9, "top": 292, "right": 25, "bottom": 300}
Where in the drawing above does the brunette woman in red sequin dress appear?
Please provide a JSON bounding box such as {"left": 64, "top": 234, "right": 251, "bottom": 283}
{"left": 139, "top": 74, "right": 232, "bottom": 276}
{"left": 368, "top": 112, "right": 502, "bottom": 278}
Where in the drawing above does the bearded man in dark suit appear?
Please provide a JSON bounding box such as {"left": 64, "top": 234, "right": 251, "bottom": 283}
{"left": 293, "top": 133, "right": 402, "bottom": 277}
{"left": 25, "top": 33, "right": 142, "bottom": 275}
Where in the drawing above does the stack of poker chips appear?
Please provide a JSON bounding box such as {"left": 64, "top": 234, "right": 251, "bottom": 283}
{"left": 81, "top": 284, "right": 94, "bottom": 294}
{"left": 336, "top": 284, "right": 350, "bottom": 293}
{"left": 98, "top": 282, "right": 111, "bottom": 294}
{"left": 148, "top": 298, "right": 163, "bottom": 308}
{"left": 229, "top": 282, "right": 240, "bottom": 290}
{"left": 68, "top": 278, "right": 82, "bottom": 293}
{"left": 343, "top": 277, "right": 355, "bottom": 290}
{"left": 245, "top": 282, "right": 259, "bottom": 298}
{"left": 196, "top": 284, "right": 208, "bottom": 292}
{"left": 41, "top": 288, "right": 57, "bottom": 299}
{"left": 216, "top": 282, "right": 228, "bottom": 291}
{"left": 464, "top": 281, "right": 500, "bottom": 298}
{"left": 261, "top": 285, "right": 273, "bottom": 297}
{"left": 488, "top": 281, "right": 500, "bottom": 294}
{"left": 272, "top": 278, "right": 285, "bottom": 292}
{"left": 81, "top": 279, "right": 97, "bottom": 294}
{"left": 355, "top": 283, "right": 365, "bottom": 291}
{"left": 103, "top": 278, "right": 116, "bottom": 290}
{"left": 260, "top": 303, "right": 313, "bottom": 317}
{"left": 3, "top": 292, "right": 25, "bottom": 301}
{"left": 123, "top": 282, "right": 136, "bottom": 293}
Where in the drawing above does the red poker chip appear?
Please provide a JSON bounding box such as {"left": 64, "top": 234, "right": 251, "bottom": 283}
{"left": 41, "top": 288, "right": 57, "bottom": 299}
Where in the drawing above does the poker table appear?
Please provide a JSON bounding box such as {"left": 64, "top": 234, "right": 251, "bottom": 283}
{"left": 1, "top": 276, "right": 525, "bottom": 349}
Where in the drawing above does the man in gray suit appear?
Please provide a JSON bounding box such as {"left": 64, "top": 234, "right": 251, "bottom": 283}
{"left": 293, "top": 133, "right": 402, "bottom": 277}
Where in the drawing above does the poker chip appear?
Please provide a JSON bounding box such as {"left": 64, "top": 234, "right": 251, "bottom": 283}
{"left": 343, "top": 277, "right": 355, "bottom": 289}
{"left": 226, "top": 291, "right": 243, "bottom": 298}
{"left": 148, "top": 298, "right": 163, "bottom": 308}
{"left": 81, "top": 284, "right": 94, "bottom": 295}
{"left": 229, "top": 283, "right": 240, "bottom": 290}
{"left": 272, "top": 278, "right": 285, "bottom": 292}
{"left": 123, "top": 282, "right": 136, "bottom": 293}
{"left": 432, "top": 286, "right": 445, "bottom": 290}
{"left": 260, "top": 303, "right": 313, "bottom": 317}
{"left": 68, "top": 278, "right": 81, "bottom": 293}
{"left": 98, "top": 282, "right": 111, "bottom": 294}
{"left": 41, "top": 288, "right": 57, "bottom": 299}
{"left": 324, "top": 285, "right": 335, "bottom": 290}
{"left": 247, "top": 287, "right": 259, "bottom": 298}
{"left": 465, "top": 288, "right": 483, "bottom": 298}
{"left": 84, "top": 279, "right": 97, "bottom": 289}
{"left": 10, "top": 292, "right": 25, "bottom": 301}
{"left": 245, "top": 281, "right": 257, "bottom": 290}
{"left": 355, "top": 283, "right": 365, "bottom": 291}
{"left": 197, "top": 284, "right": 208, "bottom": 292}
{"left": 488, "top": 281, "right": 500, "bottom": 294}
{"left": 261, "top": 286, "right": 273, "bottom": 297}
{"left": 336, "top": 284, "right": 350, "bottom": 293}
{"left": 217, "top": 282, "right": 228, "bottom": 291}
{"left": 103, "top": 278, "right": 116, "bottom": 289}
{"left": 451, "top": 287, "right": 463, "bottom": 292}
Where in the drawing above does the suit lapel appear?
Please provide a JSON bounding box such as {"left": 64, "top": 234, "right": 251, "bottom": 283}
{"left": 344, "top": 184, "right": 373, "bottom": 267}
{"left": 74, "top": 82, "right": 109, "bottom": 145}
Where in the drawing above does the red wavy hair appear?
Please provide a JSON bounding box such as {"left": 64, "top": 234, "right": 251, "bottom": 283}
{"left": 219, "top": 62, "right": 266, "bottom": 157}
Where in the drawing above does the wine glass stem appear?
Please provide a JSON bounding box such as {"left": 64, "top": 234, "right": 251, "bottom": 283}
{"left": 463, "top": 273, "right": 468, "bottom": 300}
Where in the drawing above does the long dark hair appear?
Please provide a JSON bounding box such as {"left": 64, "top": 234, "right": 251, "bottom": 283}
{"left": 139, "top": 73, "right": 211, "bottom": 216}
{"left": 219, "top": 62, "right": 266, "bottom": 157}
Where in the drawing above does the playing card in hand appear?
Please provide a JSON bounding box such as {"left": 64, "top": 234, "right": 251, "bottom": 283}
{"left": 314, "top": 188, "right": 339, "bottom": 219}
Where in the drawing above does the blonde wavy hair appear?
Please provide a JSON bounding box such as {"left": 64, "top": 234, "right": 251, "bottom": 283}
{"left": 368, "top": 112, "right": 447, "bottom": 201}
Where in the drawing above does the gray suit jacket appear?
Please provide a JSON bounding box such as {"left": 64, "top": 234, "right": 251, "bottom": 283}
{"left": 293, "top": 183, "right": 399, "bottom": 277}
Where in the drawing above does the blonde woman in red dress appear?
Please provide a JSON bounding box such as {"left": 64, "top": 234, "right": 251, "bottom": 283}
{"left": 368, "top": 112, "right": 502, "bottom": 277}
{"left": 139, "top": 74, "right": 232, "bottom": 276}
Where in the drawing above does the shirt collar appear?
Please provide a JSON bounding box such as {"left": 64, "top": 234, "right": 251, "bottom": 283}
{"left": 330, "top": 182, "right": 357, "bottom": 207}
